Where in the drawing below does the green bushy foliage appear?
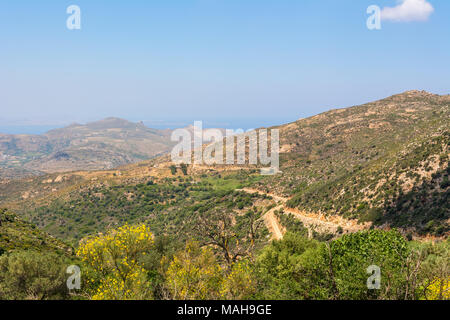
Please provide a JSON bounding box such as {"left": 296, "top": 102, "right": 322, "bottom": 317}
{"left": 0, "top": 250, "right": 71, "bottom": 300}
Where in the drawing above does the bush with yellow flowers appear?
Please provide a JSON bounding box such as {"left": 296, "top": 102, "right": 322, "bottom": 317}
{"left": 165, "top": 241, "right": 257, "bottom": 300}
{"left": 76, "top": 224, "right": 154, "bottom": 300}
{"left": 220, "top": 260, "right": 256, "bottom": 300}
{"left": 423, "top": 277, "right": 450, "bottom": 300}
{"left": 165, "top": 241, "right": 223, "bottom": 300}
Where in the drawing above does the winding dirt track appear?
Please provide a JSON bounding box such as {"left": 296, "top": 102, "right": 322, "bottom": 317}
{"left": 239, "top": 188, "right": 370, "bottom": 240}
{"left": 263, "top": 205, "right": 285, "bottom": 240}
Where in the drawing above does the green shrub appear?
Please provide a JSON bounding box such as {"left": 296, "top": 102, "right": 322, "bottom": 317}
{"left": 0, "top": 250, "right": 71, "bottom": 300}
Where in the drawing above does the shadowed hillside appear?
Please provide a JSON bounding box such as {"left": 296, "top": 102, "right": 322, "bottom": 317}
{"left": 0, "top": 208, "right": 71, "bottom": 255}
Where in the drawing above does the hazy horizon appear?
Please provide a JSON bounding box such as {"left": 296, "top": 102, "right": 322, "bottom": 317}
{"left": 0, "top": 117, "right": 294, "bottom": 135}
{"left": 1, "top": 88, "right": 448, "bottom": 135}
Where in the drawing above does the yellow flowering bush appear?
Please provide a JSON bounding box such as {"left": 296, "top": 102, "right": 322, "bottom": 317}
{"left": 220, "top": 260, "right": 256, "bottom": 300}
{"left": 165, "top": 241, "right": 223, "bottom": 300}
{"left": 165, "top": 241, "right": 257, "bottom": 300}
{"left": 424, "top": 277, "right": 450, "bottom": 300}
{"left": 77, "top": 224, "right": 154, "bottom": 300}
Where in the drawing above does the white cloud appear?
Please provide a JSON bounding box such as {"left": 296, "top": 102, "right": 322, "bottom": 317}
{"left": 381, "top": 0, "right": 434, "bottom": 22}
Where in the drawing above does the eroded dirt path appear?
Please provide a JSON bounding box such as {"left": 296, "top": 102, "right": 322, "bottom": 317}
{"left": 240, "top": 188, "right": 288, "bottom": 203}
{"left": 263, "top": 205, "right": 285, "bottom": 240}
{"left": 239, "top": 188, "right": 370, "bottom": 239}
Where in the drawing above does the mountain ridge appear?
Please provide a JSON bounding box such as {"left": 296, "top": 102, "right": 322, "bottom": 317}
{"left": 0, "top": 118, "right": 176, "bottom": 178}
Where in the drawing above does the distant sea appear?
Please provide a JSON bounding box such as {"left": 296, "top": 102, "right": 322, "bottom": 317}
{"left": 0, "top": 125, "right": 63, "bottom": 135}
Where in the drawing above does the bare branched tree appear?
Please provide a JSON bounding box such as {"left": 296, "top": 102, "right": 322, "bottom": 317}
{"left": 194, "top": 208, "right": 264, "bottom": 268}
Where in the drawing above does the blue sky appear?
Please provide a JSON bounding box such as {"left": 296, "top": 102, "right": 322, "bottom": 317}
{"left": 0, "top": 0, "right": 449, "bottom": 132}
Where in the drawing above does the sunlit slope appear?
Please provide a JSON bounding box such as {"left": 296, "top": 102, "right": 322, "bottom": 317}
{"left": 255, "top": 91, "right": 449, "bottom": 236}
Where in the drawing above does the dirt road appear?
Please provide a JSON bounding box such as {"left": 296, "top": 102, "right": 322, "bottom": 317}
{"left": 263, "top": 205, "right": 285, "bottom": 240}
{"left": 239, "top": 188, "right": 370, "bottom": 239}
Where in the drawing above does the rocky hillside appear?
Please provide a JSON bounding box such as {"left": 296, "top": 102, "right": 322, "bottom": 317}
{"left": 254, "top": 90, "right": 449, "bottom": 236}
{"left": 0, "top": 118, "right": 175, "bottom": 178}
